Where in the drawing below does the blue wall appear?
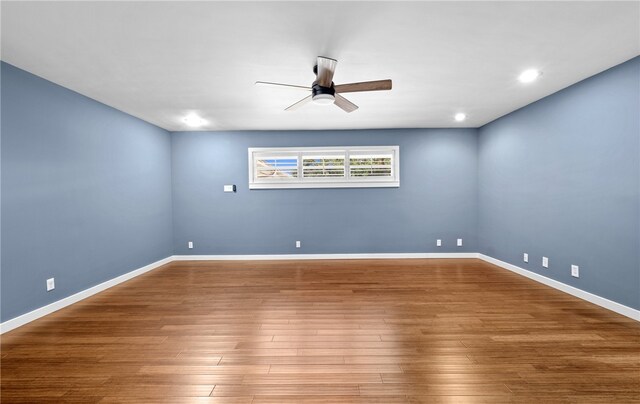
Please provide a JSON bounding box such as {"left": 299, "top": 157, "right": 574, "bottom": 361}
{"left": 2, "top": 55, "right": 638, "bottom": 323}
{"left": 171, "top": 129, "right": 478, "bottom": 255}
{"left": 1, "top": 63, "right": 174, "bottom": 321}
{"left": 478, "top": 57, "right": 640, "bottom": 310}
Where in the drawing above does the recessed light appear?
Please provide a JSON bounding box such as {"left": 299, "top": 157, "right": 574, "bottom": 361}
{"left": 454, "top": 113, "right": 466, "bottom": 122}
{"left": 183, "top": 114, "right": 206, "bottom": 127}
{"left": 518, "top": 69, "right": 541, "bottom": 83}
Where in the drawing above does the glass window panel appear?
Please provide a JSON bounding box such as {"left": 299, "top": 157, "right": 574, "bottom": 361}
{"left": 255, "top": 157, "right": 298, "bottom": 178}
{"left": 302, "top": 155, "right": 345, "bottom": 178}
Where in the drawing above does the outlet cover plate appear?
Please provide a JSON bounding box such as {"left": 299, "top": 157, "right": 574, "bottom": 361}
{"left": 571, "top": 265, "right": 579, "bottom": 278}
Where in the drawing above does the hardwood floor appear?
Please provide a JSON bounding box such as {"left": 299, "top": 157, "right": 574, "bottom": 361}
{"left": 1, "top": 258, "right": 639, "bottom": 403}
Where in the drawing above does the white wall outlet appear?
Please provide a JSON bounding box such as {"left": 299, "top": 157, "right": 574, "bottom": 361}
{"left": 223, "top": 184, "right": 236, "bottom": 193}
{"left": 523, "top": 253, "right": 529, "bottom": 263}
{"left": 188, "top": 241, "right": 194, "bottom": 249}
{"left": 436, "top": 239, "right": 442, "bottom": 247}
{"left": 457, "top": 238, "right": 463, "bottom": 247}
{"left": 295, "top": 240, "right": 301, "bottom": 248}
{"left": 571, "top": 265, "right": 580, "bottom": 278}
{"left": 542, "top": 256, "right": 549, "bottom": 268}
{"left": 46, "top": 278, "right": 55, "bottom": 291}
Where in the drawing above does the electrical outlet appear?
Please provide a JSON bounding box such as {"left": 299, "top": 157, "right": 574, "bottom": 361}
{"left": 436, "top": 239, "right": 442, "bottom": 247}
{"left": 542, "top": 256, "right": 549, "bottom": 268}
{"left": 571, "top": 265, "right": 579, "bottom": 278}
{"left": 46, "top": 278, "right": 55, "bottom": 291}
{"left": 188, "top": 241, "right": 193, "bottom": 249}
{"left": 523, "top": 253, "right": 529, "bottom": 263}
{"left": 296, "top": 241, "right": 301, "bottom": 248}
{"left": 223, "top": 184, "right": 236, "bottom": 193}
{"left": 457, "top": 238, "right": 463, "bottom": 247}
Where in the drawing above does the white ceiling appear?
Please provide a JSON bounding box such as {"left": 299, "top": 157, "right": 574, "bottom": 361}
{"left": 2, "top": 1, "right": 638, "bottom": 131}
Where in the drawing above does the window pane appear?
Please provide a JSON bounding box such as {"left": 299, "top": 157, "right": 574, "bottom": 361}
{"left": 255, "top": 157, "right": 298, "bottom": 178}
{"left": 349, "top": 154, "right": 393, "bottom": 177}
{"left": 302, "top": 155, "right": 345, "bottom": 178}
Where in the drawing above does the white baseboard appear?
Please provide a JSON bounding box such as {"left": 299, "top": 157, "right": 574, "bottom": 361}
{"left": 478, "top": 254, "right": 640, "bottom": 321}
{"left": 3, "top": 252, "right": 637, "bottom": 334}
{"left": 0, "top": 256, "right": 173, "bottom": 334}
{"left": 172, "top": 252, "right": 479, "bottom": 261}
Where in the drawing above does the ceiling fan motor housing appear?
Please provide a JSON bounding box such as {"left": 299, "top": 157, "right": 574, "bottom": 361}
{"left": 312, "top": 82, "right": 335, "bottom": 97}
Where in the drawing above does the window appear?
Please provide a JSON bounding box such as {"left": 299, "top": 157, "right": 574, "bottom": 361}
{"left": 349, "top": 152, "right": 393, "bottom": 178}
{"left": 255, "top": 155, "right": 298, "bottom": 179}
{"left": 248, "top": 146, "right": 399, "bottom": 189}
{"left": 302, "top": 153, "right": 345, "bottom": 179}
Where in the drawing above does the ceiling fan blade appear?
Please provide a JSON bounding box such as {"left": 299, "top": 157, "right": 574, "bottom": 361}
{"left": 285, "top": 95, "right": 313, "bottom": 111}
{"left": 316, "top": 56, "right": 337, "bottom": 87}
{"left": 334, "top": 79, "right": 392, "bottom": 93}
{"left": 334, "top": 94, "right": 358, "bottom": 113}
{"left": 255, "top": 81, "right": 311, "bottom": 91}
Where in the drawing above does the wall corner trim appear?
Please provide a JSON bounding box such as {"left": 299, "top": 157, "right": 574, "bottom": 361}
{"left": 477, "top": 254, "right": 640, "bottom": 321}
{"left": 0, "top": 256, "right": 174, "bottom": 334}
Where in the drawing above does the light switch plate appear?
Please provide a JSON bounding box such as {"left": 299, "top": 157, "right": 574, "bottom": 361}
{"left": 523, "top": 253, "right": 529, "bottom": 263}
{"left": 542, "top": 256, "right": 549, "bottom": 268}
{"left": 223, "top": 185, "right": 236, "bottom": 193}
{"left": 46, "top": 278, "right": 55, "bottom": 291}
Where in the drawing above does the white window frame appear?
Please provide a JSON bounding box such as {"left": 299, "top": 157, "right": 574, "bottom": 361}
{"left": 248, "top": 146, "right": 400, "bottom": 189}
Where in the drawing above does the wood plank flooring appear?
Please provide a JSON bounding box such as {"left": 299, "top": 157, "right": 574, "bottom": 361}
{"left": 2, "top": 258, "right": 639, "bottom": 403}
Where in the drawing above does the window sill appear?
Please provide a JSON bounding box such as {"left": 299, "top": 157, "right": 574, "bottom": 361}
{"left": 249, "top": 181, "right": 400, "bottom": 190}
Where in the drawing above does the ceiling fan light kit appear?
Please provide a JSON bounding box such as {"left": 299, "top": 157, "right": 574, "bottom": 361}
{"left": 311, "top": 83, "right": 335, "bottom": 105}
{"left": 257, "top": 56, "right": 392, "bottom": 113}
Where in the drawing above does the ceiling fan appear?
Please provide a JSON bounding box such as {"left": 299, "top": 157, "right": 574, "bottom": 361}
{"left": 256, "top": 56, "right": 392, "bottom": 113}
